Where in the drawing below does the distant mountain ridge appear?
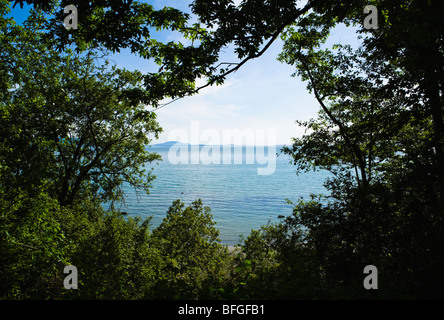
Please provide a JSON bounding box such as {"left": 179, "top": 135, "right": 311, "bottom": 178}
{"left": 153, "top": 141, "right": 189, "bottom": 146}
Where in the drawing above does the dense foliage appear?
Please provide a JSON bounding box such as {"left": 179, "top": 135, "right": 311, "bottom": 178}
{"left": 1, "top": 0, "right": 443, "bottom": 299}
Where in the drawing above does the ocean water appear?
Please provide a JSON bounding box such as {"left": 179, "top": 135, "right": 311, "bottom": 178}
{"left": 118, "top": 144, "right": 331, "bottom": 245}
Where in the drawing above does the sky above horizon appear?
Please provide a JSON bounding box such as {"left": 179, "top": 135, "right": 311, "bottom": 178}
{"left": 8, "top": 1, "right": 361, "bottom": 146}
{"left": 113, "top": 1, "right": 361, "bottom": 146}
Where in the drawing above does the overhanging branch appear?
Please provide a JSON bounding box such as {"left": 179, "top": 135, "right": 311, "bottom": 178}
{"left": 297, "top": 52, "right": 368, "bottom": 187}
{"left": 156, "top": 0, "right": 321, "bottom": 109}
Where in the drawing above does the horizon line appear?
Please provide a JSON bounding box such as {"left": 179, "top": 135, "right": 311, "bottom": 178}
{"left": 151, "top": 140, "right": 289, "bottom": 147}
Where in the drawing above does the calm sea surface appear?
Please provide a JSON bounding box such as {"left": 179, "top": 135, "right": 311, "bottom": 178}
{"left": 118, "top": 144, "right": 331, "bottom": 245}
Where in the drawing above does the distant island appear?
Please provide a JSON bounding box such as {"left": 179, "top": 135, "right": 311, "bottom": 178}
{"left": 152, "top": 141, "right": 189, "bottom": 146}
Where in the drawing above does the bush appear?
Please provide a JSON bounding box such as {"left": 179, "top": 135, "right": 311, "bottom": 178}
{"left": 149, "top": 199, "right": 231, "bottom": 299}
{"left": 1, "top": 196, "right": 237, "bottom": 300}
{"left": 0, "top": 191, "right": 70, "bottom": 299}
{"left": 66, "top": 211, "right": 158, "bottom": 299}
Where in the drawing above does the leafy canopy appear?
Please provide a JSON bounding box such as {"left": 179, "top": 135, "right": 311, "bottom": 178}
{"left": 0, "top": 11, "right": 162, "bottom": 207}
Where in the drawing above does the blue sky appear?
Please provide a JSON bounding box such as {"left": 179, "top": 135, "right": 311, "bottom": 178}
{"left": 7, "top": 1, "right": 361, "bottom": 146}
{"left": 141, "top": 23, "right": 360, "bottom": 146}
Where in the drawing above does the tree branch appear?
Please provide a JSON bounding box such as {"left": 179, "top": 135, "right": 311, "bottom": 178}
{"left": 157, "top": 0, "right": 320, "bottom": 109}
{"left": 298, "top": 52, "right": 368, "bottom": 187}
